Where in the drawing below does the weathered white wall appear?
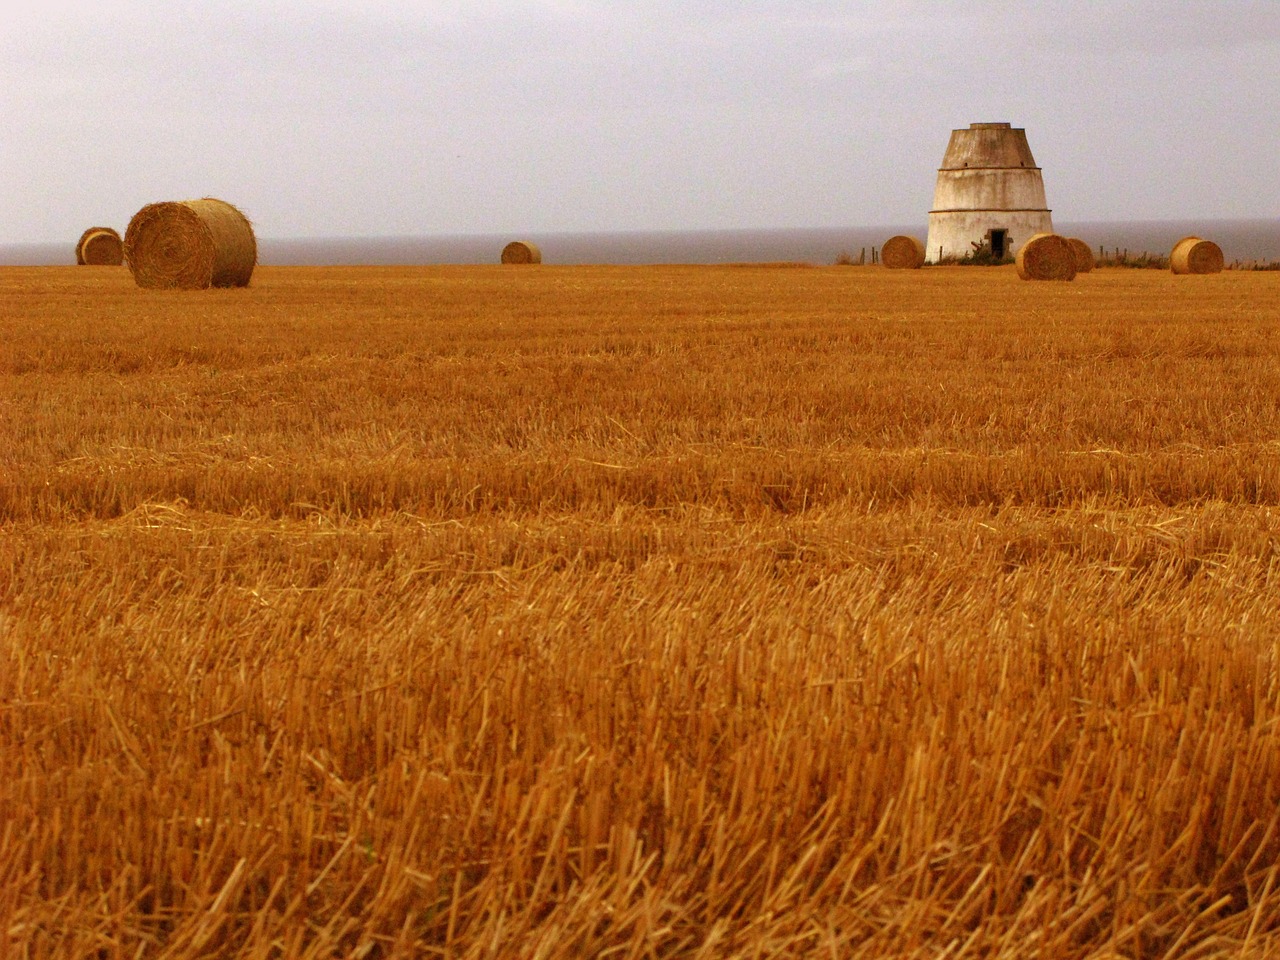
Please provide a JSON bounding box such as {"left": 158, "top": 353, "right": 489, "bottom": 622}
{"left": 924, "top": 209, "right": 1054, "bottom": 262}
{"left": 931, "top": 169, "right": 1048, "bottom": 214}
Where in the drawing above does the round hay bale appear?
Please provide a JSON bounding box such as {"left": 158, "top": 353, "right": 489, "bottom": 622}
{"left": 76, "top": 227, "right": 124, "bottom": 266}
{"left": 1170, "top": 236, "right": 1224, "bottom": 275}
{"left": 880, "top": 235, "right": 926, "bottom": 270}
{"left": 1015, "top": 233, "right": 1077, "bottom": 281}
{"left": 1065, "top": 237, "right": 1094, "bottom": 274}
{"left": 501, "top": 240, "right": 541, "bottom": 265}
{"left": 124, "top": 198, "right": 257, "bottom": 289}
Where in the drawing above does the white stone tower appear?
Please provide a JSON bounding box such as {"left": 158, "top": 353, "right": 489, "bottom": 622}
{"left": 924, "top": 123, "right": 1053, "bottom": 263}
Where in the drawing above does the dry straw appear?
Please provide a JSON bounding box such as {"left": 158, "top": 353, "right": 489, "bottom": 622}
{"left": 1015, "top": 233, "right": 1077, "bottom": 281}
{"left": 75, "top": 227, "right": 123, "bottom": 266}
{"left": 1065, "top": 237, "right": 1094, "bottom": 274}
{"left": 881, "top": 235, "right": 926, "bottom": 270}
{"left": 1171, "top": 236, "right": 1224, "bottom": 275}
{"left": 501, "top": 241, "right": 542, "bottom": 265}
{"left": 124, "top": 198, "right": 257, "bottom": 289}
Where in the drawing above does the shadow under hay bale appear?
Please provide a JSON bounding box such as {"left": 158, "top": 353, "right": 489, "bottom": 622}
{"left": 1065, "top": 237, "right": 1094, "bottom": 274}
{"left": 76, "top": 227, "right": 124, "bottom": 266}
{"left": 1171, "top": 236, "right": 1224, "bottom": 275}
{"left": 1016, "top": 233, "right": 1077, "bottom": 281}
{"left": 501, "top": 241, "right": 541, "bottom": 265}
{"left": 881, "top": 235, "right": 925, "bottom": 270}
{"left": 124, "top": 198, "right": 257, "bottom": 289}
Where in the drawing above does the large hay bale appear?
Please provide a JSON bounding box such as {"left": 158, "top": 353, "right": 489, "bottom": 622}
{"left": 880, "top": 235, "right": 926, "bottom": 270}
{"left": 1170, "top": 236, "right": 1224, "bottom": 275}
{"left": 124, "top": 198, "right": 257, "bottom": 289}
{"left": 76, "top": 227, "right": 124, "bottom": 266}
{"left": 501, "top": 241, "right": 541, "bottom": 265}
{"left": 1015, "top": 233, "right": 1077, "bottom": 281}
{"left": 1065, "top": 237, "right": 1094, "bottom": 274}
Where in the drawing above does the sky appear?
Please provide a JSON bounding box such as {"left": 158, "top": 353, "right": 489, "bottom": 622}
{"left": 3, "top": 1, "right": 1278, "bottom": 243}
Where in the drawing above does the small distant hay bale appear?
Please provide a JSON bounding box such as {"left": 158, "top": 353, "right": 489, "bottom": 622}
{"left": 1015, "top": 233, "right": 1077, "bottom": 281}
{"left": 76, "top": 227, "right": 124, "bottom": 266}
{"left": 124, "top": 198, "right": 257, "bottom": 289}
{"left": 501, "top": 241, "right": 541, "bottom": 265}
{"left": 1065, "top": 237, "right": 1094, "bottom": 274}
{"left": 881, "top": 235, "right": 926, "bottom": 270}
{"left": 1170, "top": 236, "right": 1224, "bottom": 275}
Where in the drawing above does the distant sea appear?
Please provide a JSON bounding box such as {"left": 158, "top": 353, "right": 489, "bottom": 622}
{"left": 3, "top": 220, "right": 1277, "bottom": 267}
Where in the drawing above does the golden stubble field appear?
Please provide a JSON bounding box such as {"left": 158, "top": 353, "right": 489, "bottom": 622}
{"left": 3, "top": 262, "right": 1280, "bottom": 958}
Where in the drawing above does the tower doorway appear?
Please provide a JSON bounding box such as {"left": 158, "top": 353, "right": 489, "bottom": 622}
{"left": 990, "top": 229, "right": 1008, "bottom": 259}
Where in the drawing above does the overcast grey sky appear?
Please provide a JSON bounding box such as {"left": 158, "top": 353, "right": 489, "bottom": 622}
{"left": 3, "top": 1, "right": 1278, "bottom": 242}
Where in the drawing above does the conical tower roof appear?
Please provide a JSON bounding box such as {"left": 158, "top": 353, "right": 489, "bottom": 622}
{"left": 939, "top": 122, "right": 1038, "bottom": 171}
